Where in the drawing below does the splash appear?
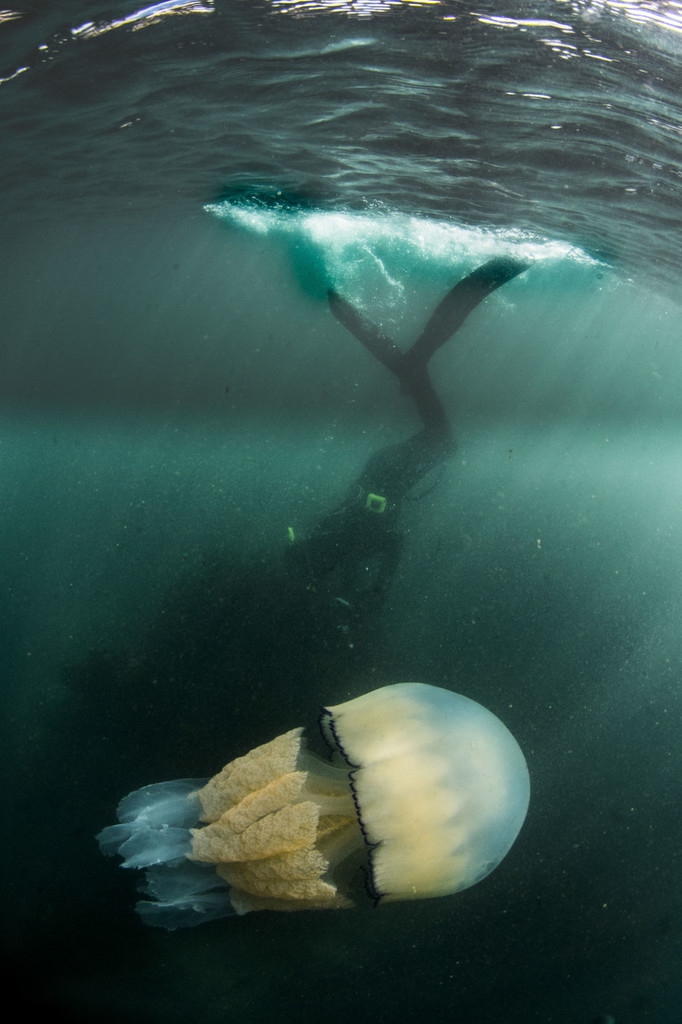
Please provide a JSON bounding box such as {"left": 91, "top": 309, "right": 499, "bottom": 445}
{"left": 205, "top": 193, "right": 600, "bottom": 318}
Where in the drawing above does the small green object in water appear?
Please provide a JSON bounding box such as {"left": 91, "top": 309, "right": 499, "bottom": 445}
{"left": 365, "top": 493, "right": 387, "bottom": 514}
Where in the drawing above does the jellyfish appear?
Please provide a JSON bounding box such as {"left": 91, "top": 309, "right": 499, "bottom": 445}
{"left": 97, "top": 683, "right": 530, "bottom": 929}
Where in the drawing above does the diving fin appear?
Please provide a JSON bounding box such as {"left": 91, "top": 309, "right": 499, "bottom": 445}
{"left": 328, "top": 289, "right": 404, "bottom": 378}
{"left": 405, "top": 256, "right": 530, "bottom": 369}
{"left": 328, "top": 255, "right": 529, "bottom": 384}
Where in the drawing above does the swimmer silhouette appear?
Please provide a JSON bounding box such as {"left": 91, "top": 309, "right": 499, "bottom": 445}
{"left": 287, "top": 256, "right": 529, "bottom": 608}
{"left": 98, "top": 682, "right": 530, "bottom": 927}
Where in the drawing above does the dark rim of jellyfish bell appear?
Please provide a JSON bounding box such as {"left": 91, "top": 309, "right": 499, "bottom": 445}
{"left": 318, "top": 707, "right": 385, "bottom": 907}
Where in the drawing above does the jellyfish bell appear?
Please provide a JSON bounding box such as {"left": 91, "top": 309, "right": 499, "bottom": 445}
{"left": 321, "top": 683, "right": 530, "bottom": 903}
{"left": 97, "top": 683, "right": 530, "bottom": 929}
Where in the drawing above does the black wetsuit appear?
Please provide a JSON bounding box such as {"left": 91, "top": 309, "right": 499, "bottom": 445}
{"left": 288, "top": 256, "right": 529, "bottom": 606}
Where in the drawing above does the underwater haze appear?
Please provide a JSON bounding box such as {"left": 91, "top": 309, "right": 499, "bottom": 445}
{"left": 1, "top": 1, "right": 682, "bottom": 1022}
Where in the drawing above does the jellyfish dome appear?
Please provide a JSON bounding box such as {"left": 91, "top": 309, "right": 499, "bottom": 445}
{"left": 97, "top": 683, "right": 530, "bottom": 929}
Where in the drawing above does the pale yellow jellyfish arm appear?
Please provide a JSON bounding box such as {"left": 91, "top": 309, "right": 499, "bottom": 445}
{"left": 189, "top": 728, "right": 357, "bottom": 913}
